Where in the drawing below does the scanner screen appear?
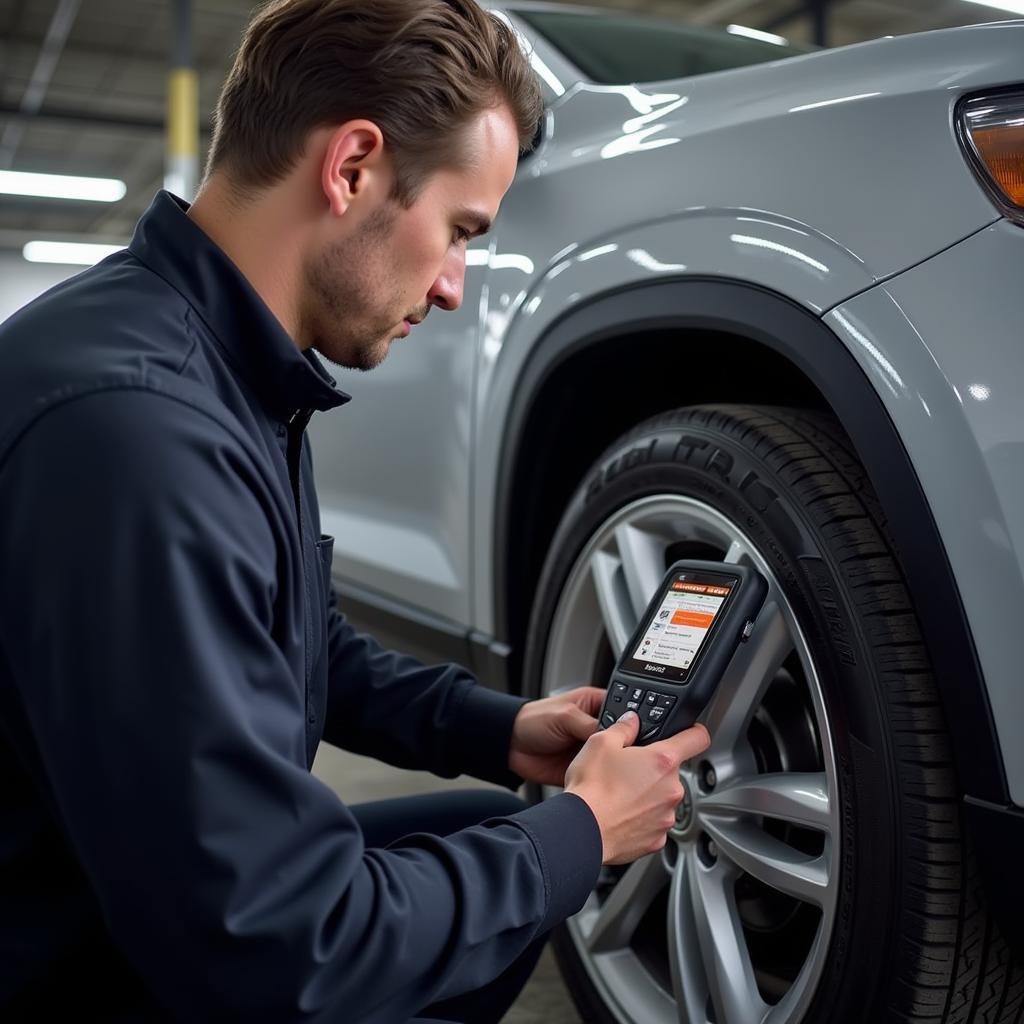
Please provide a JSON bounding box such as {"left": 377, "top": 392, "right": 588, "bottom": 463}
{"left": 630, "top": 577, "right": 732, "bottom": 674}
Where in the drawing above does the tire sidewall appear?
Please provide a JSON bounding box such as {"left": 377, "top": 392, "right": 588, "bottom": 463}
{"left": 522, "top": 409, "right": 899, "bottom": 1024}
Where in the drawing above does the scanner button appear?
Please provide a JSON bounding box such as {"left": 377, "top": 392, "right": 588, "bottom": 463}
{"left": 601, "top": 712, "right": 616, "bottom": 727}
{"left": 657, "top": 695, "right": 677, "bottom": 709}
{"left": 612, "top": 682, "right": 628, "bottom": 696}
{"left": 740, "top": 619, "right": 755, "bottom": 642}
{"left": 640, "top": 725, "right": 662, "bottom": 742}
{"left": 645, "top": 692, "right": 658, "bottom": 705}
{"left": 626, "top": 700, "right": 640, "bottom": 711}
{"left": 647, "top": 706, "right": 666, "bottom": 722}
{"left": 629, "top": 687, "right": 644, "bottom": 702}
{"left": 611, "top": 695, "right": 623, "bottom": 703}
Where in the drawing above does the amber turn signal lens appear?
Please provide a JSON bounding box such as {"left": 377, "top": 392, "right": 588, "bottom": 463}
{"left": 960, "top": 92, "right": 1024, "bottom": 223}
{"left": 972, "top": 124, "right": 1024, "bottom": 206}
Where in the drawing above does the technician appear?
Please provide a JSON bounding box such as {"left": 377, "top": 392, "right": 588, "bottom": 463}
{"left": 0, "top": 1, "right": 710, "bottom": 1021}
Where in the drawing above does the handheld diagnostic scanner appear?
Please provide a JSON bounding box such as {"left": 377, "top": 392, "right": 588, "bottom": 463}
{"left": 598, "top": 560, "right": 768, "bottom": 745}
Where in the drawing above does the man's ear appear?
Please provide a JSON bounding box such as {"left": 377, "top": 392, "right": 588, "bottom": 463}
{"left": 321, "top": 120, "right": 386, "bottom": 217}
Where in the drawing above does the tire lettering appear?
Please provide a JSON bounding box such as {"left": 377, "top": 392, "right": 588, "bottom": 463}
{"left": 585, "top": 439, "right": 657, "bottom": 501}
{"left": 805, "top": 562, "right": 858, "bottom": 667}
{"left": 672, "top": 434, "right": 708, "bottom": 464}
{"left": 705, "top": 447, "right": 733, "bottom": 479}
{"left": 672, "top": 435, "right": 735, "bottom": 483}
{"left": 622, "top": 438, "right": 657, "bottom": 472}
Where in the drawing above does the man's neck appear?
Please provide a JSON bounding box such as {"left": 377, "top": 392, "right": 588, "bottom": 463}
{"left": 187, "top": 176, "right": 304, "bottom": 346}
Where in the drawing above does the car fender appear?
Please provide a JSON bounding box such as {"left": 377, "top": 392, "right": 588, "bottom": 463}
{"left": 475, "top": 274, "right": 1007, "bottom": 807}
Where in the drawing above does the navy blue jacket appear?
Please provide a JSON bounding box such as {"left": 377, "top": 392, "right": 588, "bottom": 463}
{"left": 0, "top": 192, "right": 602, "bottom": 1021}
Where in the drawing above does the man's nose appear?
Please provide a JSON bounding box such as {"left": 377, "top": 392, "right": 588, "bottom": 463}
{"left": 427, "top": 250, "right": 465, "bottom": 312}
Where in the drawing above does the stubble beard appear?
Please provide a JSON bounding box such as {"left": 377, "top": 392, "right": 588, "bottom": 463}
{"left": 302, "top": 203, "right": 400, "bottom": 372}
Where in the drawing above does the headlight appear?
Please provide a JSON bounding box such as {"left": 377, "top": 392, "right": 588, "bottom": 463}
{"left": 957, "top": 90, "right": 1024, "bottom": 227}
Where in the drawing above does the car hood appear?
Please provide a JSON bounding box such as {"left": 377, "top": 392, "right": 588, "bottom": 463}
{"left": 524, "top": 20, "right": 1022, "bottom": 290}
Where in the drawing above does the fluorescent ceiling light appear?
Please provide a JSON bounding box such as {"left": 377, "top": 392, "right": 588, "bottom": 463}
{"left": 961, "top": 0, "right": 1024, "bottom": 14}
{"left": 0, "top": 170, "right": 126, "bottom": 202}
{"left": 727, "top": 24, "right": 789, "bottom": 45}
{"left": 23, "top": 241, "right": 124, "bottom": 266}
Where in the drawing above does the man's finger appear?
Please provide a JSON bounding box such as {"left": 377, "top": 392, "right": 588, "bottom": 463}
{"left": 606, "top": 709, "right": 640, "bottom": 747}
{"left": 563, "top": 705, "right": 601, "bottom": 743}
{"left": 558, "top": 685, "right": 605, "bottom": 716}
{"left": 653, "top": 723, "right": 711, "bottom": 763}
{"left": 577, "top": 686, "right": 607, "bottom": 716}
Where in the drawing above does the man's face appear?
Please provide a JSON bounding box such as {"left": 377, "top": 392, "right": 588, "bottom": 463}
{"left": 301, "top": 104, "right": 520, "bottom": 371}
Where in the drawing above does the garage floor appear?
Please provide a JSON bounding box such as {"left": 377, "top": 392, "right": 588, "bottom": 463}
{"left": 312, "top": 743, "right": 583, "bottom": 1023}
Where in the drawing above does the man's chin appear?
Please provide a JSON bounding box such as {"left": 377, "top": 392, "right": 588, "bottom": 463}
{"left": 360, "top": 341, "right": 392, "bottom": 372}
{"left": 313, "top": 336, "right": 392, "bottom": 372}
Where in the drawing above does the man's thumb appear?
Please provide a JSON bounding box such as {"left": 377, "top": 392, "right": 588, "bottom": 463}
{"left": 611, "top": 710, "right": 640, "bottom": 745}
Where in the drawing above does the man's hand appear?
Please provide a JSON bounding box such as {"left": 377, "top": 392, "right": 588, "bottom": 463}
{"left": 508, "top": 686, "right": 605, "bottom": 786}
{"left": 565, "top": 712, "right": 711, "bottom": 865}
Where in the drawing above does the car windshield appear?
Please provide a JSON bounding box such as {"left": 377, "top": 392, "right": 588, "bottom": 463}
{"left": 513, "top": 9, "right": 810, "bottom": 84}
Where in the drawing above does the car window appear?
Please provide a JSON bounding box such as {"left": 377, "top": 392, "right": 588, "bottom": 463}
{"left": 511, "top": 9, "right": 810, "bottom": 85}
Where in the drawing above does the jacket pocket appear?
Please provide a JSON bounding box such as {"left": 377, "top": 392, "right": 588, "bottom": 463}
{"left": 315, "top": 534, "right": 335, "bottom": 593}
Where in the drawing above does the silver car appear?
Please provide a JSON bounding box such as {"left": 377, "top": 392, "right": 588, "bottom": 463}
{"left": 309, "top": 6, "right": 1024, "bottom": 1022}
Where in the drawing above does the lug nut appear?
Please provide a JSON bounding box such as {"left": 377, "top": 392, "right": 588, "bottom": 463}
{"left": 700, "top": 761, "right": 717, "bottom": 791}
{"left": 698, "top": 832, "right": 718, "bottom": 867}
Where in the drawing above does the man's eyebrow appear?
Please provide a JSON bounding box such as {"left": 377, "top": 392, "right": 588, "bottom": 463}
{"left": 455, "top": 209, "right": 492, "bottom": 237}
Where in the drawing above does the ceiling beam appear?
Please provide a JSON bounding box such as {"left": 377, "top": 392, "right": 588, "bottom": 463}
{"left": 0, "top": 103, "right": 210, "bottom": 135}
{"left": 0, "top": 0, "right": 83, "bottom": 169}
{"left": 2, "top": 35, "right": 171, "bottom": 66}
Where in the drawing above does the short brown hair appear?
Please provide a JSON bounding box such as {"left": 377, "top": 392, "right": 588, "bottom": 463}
{"left": 206, "top": 0, "right": 544, "bottom": 205}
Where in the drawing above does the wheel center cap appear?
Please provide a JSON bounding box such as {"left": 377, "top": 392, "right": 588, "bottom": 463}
{"left": 673, "top": 768, "right": 697, "bottom": 836}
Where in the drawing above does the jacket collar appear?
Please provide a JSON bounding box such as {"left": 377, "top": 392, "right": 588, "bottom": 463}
{"left": 128, "top": 191, "right": 350, "bottom": 418}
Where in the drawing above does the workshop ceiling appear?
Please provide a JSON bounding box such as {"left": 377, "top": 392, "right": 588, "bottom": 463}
{"left": 0, "top": 0, "right": 1014, "bottom": 249}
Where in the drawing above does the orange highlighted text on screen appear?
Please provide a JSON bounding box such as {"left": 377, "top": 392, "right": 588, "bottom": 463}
{"left": 670, "top": 610, "right": 716, "bottom": 629}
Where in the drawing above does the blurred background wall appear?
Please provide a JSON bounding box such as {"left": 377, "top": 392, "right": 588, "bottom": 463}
{"left": 1, "top": 0, "right": 1018, "bottom": 321}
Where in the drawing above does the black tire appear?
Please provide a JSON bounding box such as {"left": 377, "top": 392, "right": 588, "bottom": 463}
{"left": 522, "top": 404, "right": 1024, "bottom": 1024}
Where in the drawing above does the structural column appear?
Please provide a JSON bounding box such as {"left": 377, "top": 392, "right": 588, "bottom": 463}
{"left": 165, "top": 0, "right": 198, "bottom": 201}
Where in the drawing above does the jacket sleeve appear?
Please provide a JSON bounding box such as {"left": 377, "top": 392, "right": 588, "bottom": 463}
{"left": 0, "top": 388, "right": 602, "bottom": 1023}
{"left": 319, "top": 600, "right": 530, "bottom": 788}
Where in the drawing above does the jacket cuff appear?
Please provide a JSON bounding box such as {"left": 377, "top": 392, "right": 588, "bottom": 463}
{"left": 510, "top": 792, "right": 603, "bottom": 934}
{"left": 451, "top": 684, "right": 529, "bottom": 789}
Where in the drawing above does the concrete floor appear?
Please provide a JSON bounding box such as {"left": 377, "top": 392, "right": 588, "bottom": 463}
{"left": 312, "top": 742, "right": 584, "bottom": 1024}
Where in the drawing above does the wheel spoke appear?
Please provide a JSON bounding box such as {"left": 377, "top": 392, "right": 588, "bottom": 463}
{"left": 700, "top": 815, "right": 831, "bottom": 908}
{"left": 686, "top": 855, "right": 768, "bottom": 1024}
{"left": 587, "top": 853, "right": 669, "bottom": 954}
{"left": 668, "top": 851, "right": 709, "bottom": 1024}
{"left": 613, "top": 522, "right": 666, "bottom": 620}
{"left": 699, "top": 772, "right": 831, "bottom": 832}
{"left": 765, "top": 917, "right": 829, "bottom": 1022}
{"left": 701, "top": 598, "right": 792, "bottom": 752}
{"left": 590, "top": 549, "right": 633, "bottom": 656}
{"left": 723, "top": 539, "right": 746, "bottom": 564}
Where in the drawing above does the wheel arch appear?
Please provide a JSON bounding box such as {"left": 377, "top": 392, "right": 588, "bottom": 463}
{"left": 493, "top": 275, "right": 1007, "bottom": 803}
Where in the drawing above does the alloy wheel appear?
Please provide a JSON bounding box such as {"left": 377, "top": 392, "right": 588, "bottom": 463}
{"left": 541, "top": 495, "right": 841, "bottom": 1024}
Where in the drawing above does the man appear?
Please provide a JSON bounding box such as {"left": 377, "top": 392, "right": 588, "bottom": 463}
{"left": 0, "top": 1, "right": 710, "bottom": 1020}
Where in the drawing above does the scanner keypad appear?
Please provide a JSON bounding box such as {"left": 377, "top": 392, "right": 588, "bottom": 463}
{"left": 602, "top": 687, "right": 680, "bottom": 736}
